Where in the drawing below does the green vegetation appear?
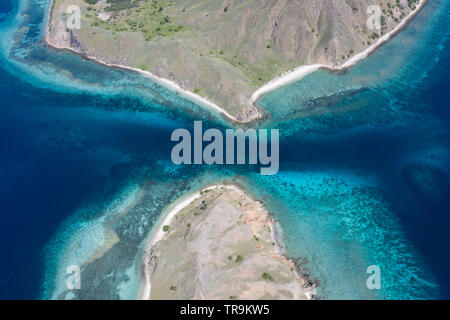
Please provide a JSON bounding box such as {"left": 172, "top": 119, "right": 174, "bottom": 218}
{"left": 225, "top": 58, "right": 284, "bottom": 85}
{"left": 137, "top": 63, "right": 148, "bottom": 71}
{"left": 162, "top": 225, "right": 170, "bottom": 232}
{"left": 105, "top": 0, "right": 139, "bottom": 12}
{"left": 262, "top": 272, "right": 273, "bottom": 281}
{"left": 345, "top": 0, "right": 358, "bottom": 12}
{"left": 370, "top": 32, "right": 380, "bottom": 40}
{"left": 235, "top": 255, "right": 244, "bottom": 263}
{"left": 194, "top": 88, "right": 201, "bottom": 94}
{"left": 408, "top": 0, "right": 419, "bottom": 10}
{"left": 253, "top": 235, "right": 260, "bottom": 241}
{"left": 89, "top": 0, "right": 187, "bottom": 41}
{"left": 170, "top": 286, "right": 177, "bottom": 291}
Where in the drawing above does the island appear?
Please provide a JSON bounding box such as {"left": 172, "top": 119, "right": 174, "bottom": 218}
{"left": 139, "top": 184, "right": 316, "bottom": 300}
{"left": 46, "top": 0, "right": 425, "bottom": 122}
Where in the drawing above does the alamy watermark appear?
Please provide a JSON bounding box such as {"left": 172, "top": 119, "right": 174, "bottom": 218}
{"left": 66, "top": 5, "right": 81, "bottom": 30}
{"left": 66, "top": 265, "right": 81, "bottom": 290}
{"left": 366, "top": 265, "right": 381, "bottom": 290}
{"left": 367, "top": 5, "right": 382, "bottom": 30}
{"left": 171, "top": 121, "right": 279, "bottom": 175}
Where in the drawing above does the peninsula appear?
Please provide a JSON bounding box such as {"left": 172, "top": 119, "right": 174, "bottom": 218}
{"left": 140, "top": 184, "right": 316, "bottom": 300}
{"left": 46, "top": 0, "right": 424, "bottom": 122}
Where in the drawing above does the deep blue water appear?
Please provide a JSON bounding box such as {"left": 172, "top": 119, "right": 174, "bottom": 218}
{"left": 0, "top": 0, "right": 449, "bottom": 299}
{"left": 0, "top": 1, "right": 12, "bottom": 22}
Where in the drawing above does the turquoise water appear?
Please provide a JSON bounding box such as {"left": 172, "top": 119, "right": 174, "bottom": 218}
{"left": 0, "top": 0, "right": 449, "bottom": 299}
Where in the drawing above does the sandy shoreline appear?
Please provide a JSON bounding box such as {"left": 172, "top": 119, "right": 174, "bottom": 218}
{"left": 138, "top": 183, "right": 297, "bottom": 300}
{"left": 45, "top": 0, "right": 425, "bottom": 123}
{"left": 250, "top": 0, "right": 427, "bottom": 103}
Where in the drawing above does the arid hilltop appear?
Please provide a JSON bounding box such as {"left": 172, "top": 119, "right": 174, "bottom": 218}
{"left": 141, "top": 185, "right": 316, "bottom": 300}
{"left": 47, "top": 0, "right": 422, "bottom": 121}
